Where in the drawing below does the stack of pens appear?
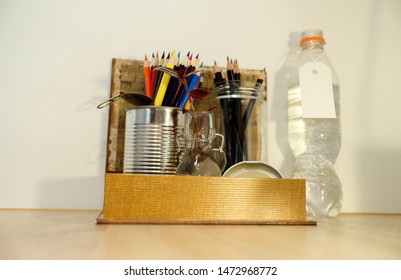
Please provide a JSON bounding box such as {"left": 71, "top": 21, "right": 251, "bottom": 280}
{"left": 211, "top": 58, "right": 265, "bottom": 170}
{"left": 143, "top": 50, "right": 203, "bottom": 109}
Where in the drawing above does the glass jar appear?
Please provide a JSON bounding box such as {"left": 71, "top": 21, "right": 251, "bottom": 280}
{"left": 176, "top": 111, "right": 226, "bottom": 176}
{"left": 210, "top": 81, "right": 265, "bottom": 171}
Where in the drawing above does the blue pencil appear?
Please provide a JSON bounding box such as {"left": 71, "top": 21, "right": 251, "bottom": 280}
{"left": 178, "top": 63, "right": 203, "bottom": 108}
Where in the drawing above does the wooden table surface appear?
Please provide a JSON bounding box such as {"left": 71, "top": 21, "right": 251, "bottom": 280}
{"left": 0, "top": 209, "right": 400, "bottom": 260}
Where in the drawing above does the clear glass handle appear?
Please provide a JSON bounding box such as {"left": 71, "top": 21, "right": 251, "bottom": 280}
{"left": 212, "top": 133, "right": 227, "bottom": 172}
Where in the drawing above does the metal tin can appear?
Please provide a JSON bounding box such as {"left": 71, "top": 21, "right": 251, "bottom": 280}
{"left": 123, "top": 106, "right": 184, "bottom": 174}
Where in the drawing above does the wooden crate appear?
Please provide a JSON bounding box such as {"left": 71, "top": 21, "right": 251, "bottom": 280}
{"left": 97, "top": 58, "right": 315, "bottom": 225}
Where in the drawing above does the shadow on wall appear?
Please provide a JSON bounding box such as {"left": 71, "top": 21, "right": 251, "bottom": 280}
{"left": 272, "top": 31, "right": 301, "bottom": 177}
{"left": 354, "top": 1, "right": 398, "bottom": 212}
{"left": 36, "top": 84, "right": 111, "bottom": 209}
{"left": 356, "top": 148, "right": 401, "bottom": 213}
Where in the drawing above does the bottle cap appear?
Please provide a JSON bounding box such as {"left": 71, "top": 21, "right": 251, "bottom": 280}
{"left": 300, "top": 29, "right": 325, "bottom": 44}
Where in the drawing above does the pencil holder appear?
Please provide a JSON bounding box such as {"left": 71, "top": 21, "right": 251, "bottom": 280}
{"left": 123, "top": 106, "right": 184, "bottom": 174}
{"left": 211, "top": 82, "right": 265, "bottom": 171}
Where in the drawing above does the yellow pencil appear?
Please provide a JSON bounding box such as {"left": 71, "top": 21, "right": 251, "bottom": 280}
{"left": 184, "top": 100, "right": 191, "bottom": 110}
{"left": 154, "top": 50, "right": 176, "bottom": 106}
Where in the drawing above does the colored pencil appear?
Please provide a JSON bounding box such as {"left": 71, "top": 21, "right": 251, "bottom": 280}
{"left": 173, "top": 53, "right": 195, "bottom": 107}
{"left": 162, "top": 53, "right": 181, "bottom": 106}
{"left": 178, "top": 62, "right": 203, "bottom": 108}
{"left": 150, "top": 51, "right": 159, "bottom": 98}
{"left": 170, "top": 51, "right": 191, "bottom": 106}
{"left": 152, "top": 51, "right": 165, "bottom": 99}
{"left": 154, "top": 51, "right": 176, "bottom": 106}
{"left": 143, "top": 54, "right": 152, "bottom": 98}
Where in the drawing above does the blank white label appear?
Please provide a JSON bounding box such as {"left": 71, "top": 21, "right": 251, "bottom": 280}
{"left": 299, "top": 62, "right": 336, "bottom": 118}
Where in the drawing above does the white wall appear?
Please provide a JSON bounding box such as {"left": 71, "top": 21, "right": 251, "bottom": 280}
{"left": 1, "top": 0, "right": 400, "bottom": 213}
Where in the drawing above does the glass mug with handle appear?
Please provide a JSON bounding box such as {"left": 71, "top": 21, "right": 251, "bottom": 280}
{"left": 176, "top": 111, "right": 226, "bottom": 176}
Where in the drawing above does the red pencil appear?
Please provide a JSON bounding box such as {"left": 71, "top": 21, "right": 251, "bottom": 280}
{"left": 150, "top": 51, "right": 160, "bottom": 99}
{"left": 144, "top": 54, "right": 152, "bottom": 98}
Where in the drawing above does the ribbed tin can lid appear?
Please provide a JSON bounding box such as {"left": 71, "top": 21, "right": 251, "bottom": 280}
{"left": 222, "top": 161, "right": 283, "bottom": 178}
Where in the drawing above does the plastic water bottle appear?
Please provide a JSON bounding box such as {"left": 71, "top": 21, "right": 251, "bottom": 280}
{"left": 287, "top": 29, "right": 342, "bottom": 217}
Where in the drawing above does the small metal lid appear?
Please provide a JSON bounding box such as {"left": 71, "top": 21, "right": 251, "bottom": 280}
{"left": 222, "top": 161, "right": 283, "bottom": 178}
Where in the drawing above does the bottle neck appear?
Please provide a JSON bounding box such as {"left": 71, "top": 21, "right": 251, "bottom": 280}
{"left": 301, "top": 39, "right": 325, "bottom": 57}
{"left": 297, "top": 38, "right": 339, "bottom": 85}
{"left": 301, "top": 39, "right": 325, "bottom": 50}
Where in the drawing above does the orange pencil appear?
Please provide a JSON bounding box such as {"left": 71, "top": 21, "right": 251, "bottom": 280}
{"left": 144, "top": 54, "right": 152, "bottom": 98}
